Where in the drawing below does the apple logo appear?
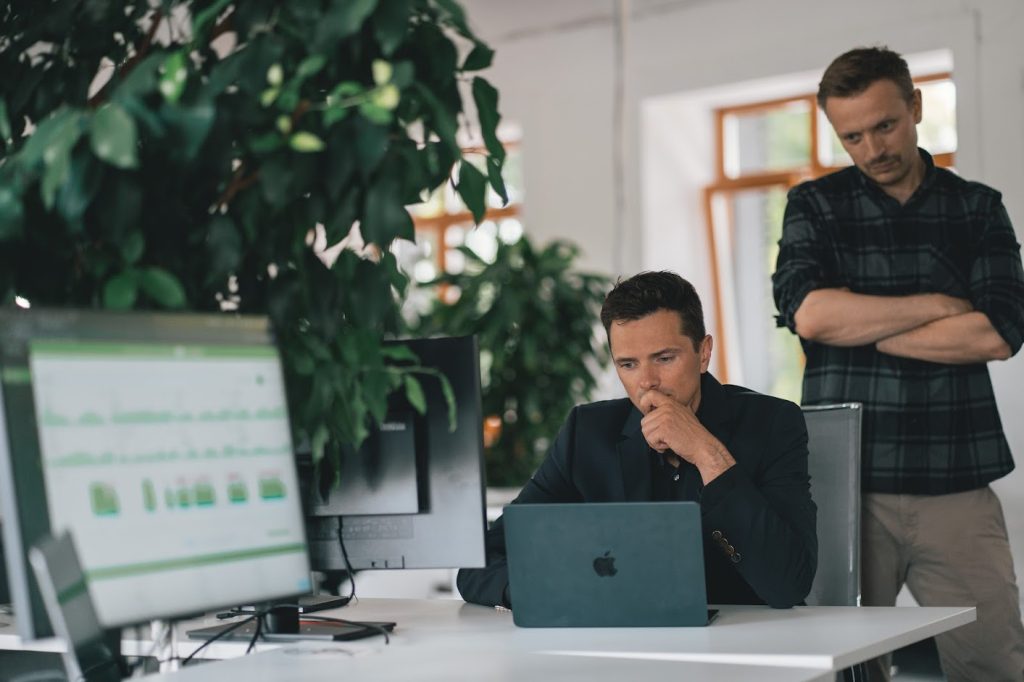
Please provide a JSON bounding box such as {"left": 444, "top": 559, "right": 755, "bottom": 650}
{"left": 592, "top": 550, "right": 618, "bottom": 577}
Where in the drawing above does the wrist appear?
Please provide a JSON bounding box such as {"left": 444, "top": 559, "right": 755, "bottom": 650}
{"left": 695, "top": 440, "right": 735, "bottom": 485}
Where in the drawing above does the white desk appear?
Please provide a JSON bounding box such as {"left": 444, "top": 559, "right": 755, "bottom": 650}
{"left": 126, "top": 598, "right": 973, "bottom": 680}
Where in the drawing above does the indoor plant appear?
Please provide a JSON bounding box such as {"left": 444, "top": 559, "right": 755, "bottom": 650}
{"left": 413, "top": 234, "right": 610, "bottom": 486}
{"left": 0, "top": 0, "right": 507, "bottom": 478}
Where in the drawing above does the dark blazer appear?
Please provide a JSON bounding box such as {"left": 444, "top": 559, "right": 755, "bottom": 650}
{"left": 458, "top": 373, "right": 818, "bottom": 609}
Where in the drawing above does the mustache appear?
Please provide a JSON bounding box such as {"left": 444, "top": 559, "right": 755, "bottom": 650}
{"left": 867, "top": 154, "right": 898, "bottom": 169}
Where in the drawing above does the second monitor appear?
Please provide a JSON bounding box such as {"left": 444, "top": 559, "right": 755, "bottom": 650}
{"left": 305, "top": 335, "right": 488, "bottom": 572}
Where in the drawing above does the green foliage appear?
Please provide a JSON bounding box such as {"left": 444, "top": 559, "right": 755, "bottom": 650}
{"left": 414, "top": 236, "right": 611, "bottom": 486}
{"left": 0, "top": 0, "right": 505, "bottom": 476}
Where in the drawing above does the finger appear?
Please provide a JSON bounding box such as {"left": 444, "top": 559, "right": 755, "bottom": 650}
{"left": 640, "top": 389, "right": 671, "bottom": 412}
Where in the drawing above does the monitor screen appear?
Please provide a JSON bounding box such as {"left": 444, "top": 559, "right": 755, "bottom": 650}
{"left": 305, "top": 336, "right": 487, "bottom": 571}
{"left": 0, "top": 309, "right": 311, "bottom": 639}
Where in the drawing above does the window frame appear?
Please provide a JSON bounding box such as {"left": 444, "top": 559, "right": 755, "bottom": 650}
{"left": 702, "top": 72, "right": 954, "bottom": 383}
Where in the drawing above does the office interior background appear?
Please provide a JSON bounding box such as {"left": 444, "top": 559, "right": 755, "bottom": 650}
{"left": 433, "top": 0, "right": 1024, "bottom": 612}
{"left": 1, "top": 1, "right": 1022, "bottom": 676}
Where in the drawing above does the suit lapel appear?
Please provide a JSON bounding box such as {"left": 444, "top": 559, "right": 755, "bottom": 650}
{"left": 617, "top": 407, "right": 651, "bottom": 501}
{"left": 695, "top": 372, "right": 733, "bottom": 448}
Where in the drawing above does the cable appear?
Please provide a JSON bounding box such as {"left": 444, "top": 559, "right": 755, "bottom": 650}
{"left": 75, "top": 657, "right": 121, "bottom": 682}
{"left": 245, "top": 612, "right": 263, "bottom": 654}
{"left": 336, "top": 516, "right": 357, "bottom": 604}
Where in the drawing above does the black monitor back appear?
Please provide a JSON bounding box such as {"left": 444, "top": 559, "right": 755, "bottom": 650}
{"left": 305, "top": 336, "right": 487, "bottom": 570}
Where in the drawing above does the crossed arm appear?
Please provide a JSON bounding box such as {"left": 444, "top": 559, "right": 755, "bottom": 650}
{"left": 794, "top": 288, "right": 1011, "bottom": 364}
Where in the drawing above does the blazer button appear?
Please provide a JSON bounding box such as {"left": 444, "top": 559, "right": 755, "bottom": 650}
{"left": 731, "top": 552, "right": 742, "bottom": 564}
{"left": 711, "top": 530, "right": 723, "bottom": 540}
{"left": 726, "top": 545, "right": 735, "bottom": 555}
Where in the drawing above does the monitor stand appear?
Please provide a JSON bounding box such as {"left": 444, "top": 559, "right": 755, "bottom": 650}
{"left": 185, "top": 604, "right": 394, "bottom": 643}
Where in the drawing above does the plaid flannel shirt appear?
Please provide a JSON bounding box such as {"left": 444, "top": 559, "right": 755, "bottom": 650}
{"left": 773, "top": 149, "right": 1024, "bottom": 494}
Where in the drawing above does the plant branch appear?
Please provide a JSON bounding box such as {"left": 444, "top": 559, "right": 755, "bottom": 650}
{"left": 216, "top": 165, "right": 260, "bottom": 209}
{"left": 87, "top": 9, "right": 165, "bottom": 109}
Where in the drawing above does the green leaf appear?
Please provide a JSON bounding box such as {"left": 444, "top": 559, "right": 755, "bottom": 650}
{"left": 174, "top": 102, "right": 216, "bottom": 161}
{"left": 293, "top": 352, "right": 315, "bottom": 376}
{"left": 487, "top": 156, "right": 509, "bottom": 206}
{"left": 120, "top": 230, "right": 145, "bottom": 264}
{"left": 362, "top": 170, "right": 413, "bottom": 245}
{"left": 370, "top": 84, "right": 400, "bottom": 110}
{"left": 0, "top": 97, "right": 10, "bottom": 142}
{"left": 0, "top": 185, "right": 24, "bottom": 240}
{"left": 316, "top": 0, "right": 378, "bottom": 47}
{"left": 260, "top": 87, "right": 280, "bottom": 107}
{"left": 457, "top": 161, "right": 487, "bottom": 223}
{"left": 372, "top": 60, "right": 393, "bottom": 86}
{"left": 323, "top": 106, "right": 351, "bottom": 127}
{"left": 103, "top": 271, "right": 139, "bottom": 309}
{"left": 472, "top": 77, "right": 504, "bottom": 162}
{"left": 90, "top": 103, "right": 138, "bottom": 169}
{"left": 191, "top": 0, "right": 233, "bottom": 41}
{"left": 267, "top": 64, "right": 284, "bottom": 87}
{"left": 159, "top": 51, "right": 188, "bottom": 104}
{"left": 403, "top": 374, "right": 427, "bottom": 415}
{"left": 434, "top": 0, "right": 472, "bottom": 38}
{"left": 206, "top": 216, "right": 242, "bottom": 282}
{"left": 290, "top": 131, "right": 325, "bottom": 152}
{"left": 371, "top": 0, "right": 412, "bottom": 55}
{"left": 438, "top": 373, "right": 458, "bottom": 432}
{"left": 353, "top": 118, "right": 390, "bottom": 178}
{"left": 140, "top": 267, "right": 187, "bottom": 308}
{"left": 56, "top": 149, "right": 103, "bottom": 224}
{"left": 310, "top": 424, "right": 329, "bottom": 465}
{"left": 463, "top": 42, "right": 494, "bottom": 71}
{"left": 297, "top": 54, "right": 327, "bottom": 80}
{"left": 380, "top": 344, "right": 419, "bottom": 363}
{"left": 412, "top": 83, "right": 458, "bottom": 156}
{"left": 248, "top": 131, "right": 284, "bottom": 154}
{"left": 113, "top": 53, "right": 163, "bottom": 99}
{"left": 359, "top": 101, "right": 392, "bottom": 125}
{"left": 29, "top": 110, "right": 85, "bottom": 210}
{"left": 329, "top": 81, "right": 365, "bottom": 101}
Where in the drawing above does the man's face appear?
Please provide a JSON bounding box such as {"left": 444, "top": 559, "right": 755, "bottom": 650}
{"left": 824, "top": 78, "right": 922, "bottom": 190}
{"left": 608, "top": 309, "right": 712, "bottom": 414}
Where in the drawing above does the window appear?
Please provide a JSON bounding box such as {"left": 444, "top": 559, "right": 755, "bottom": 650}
{"left": 704, "top": 74, "right": 956, "bottom": 401}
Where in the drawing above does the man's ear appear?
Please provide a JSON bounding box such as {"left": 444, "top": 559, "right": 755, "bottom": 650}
{"left": 699, "top": 335, "right": 713, "bottom": 373}
{"left": 911, "top": 87, "right": 923, "bottom": 124}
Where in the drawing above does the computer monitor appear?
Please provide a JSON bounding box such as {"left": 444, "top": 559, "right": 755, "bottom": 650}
{"left": 0, "top": 309, "right": 311, "bottom": 640}
{"left": 304, "top": 335, "right": 487, "bottom": 572}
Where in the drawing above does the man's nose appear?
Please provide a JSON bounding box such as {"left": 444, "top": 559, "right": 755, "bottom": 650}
{"left": 865, "top": 133, "right": 884, "bottom": 160}
{"left": 639, "top": 367, "right": 659, "bottom": 389}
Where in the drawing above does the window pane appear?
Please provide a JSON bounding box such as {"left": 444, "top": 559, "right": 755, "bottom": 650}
{"left": 723, "top": 100, "right": 811, "bottom": 177}
{"left": 712, "top": 186, "right": 803, "bottom": 403}
{"left": 410, "top": 187, "right": 446, "bottom": 219}
{"left": 917, "top": 79, "right": 957, "bottom": 154}
{"left": 817, "top": 107, "right": 851, "bottom": 168}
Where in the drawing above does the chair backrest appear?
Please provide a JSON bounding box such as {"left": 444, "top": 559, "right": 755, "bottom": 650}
{"left": 802, "top": 404, "right": 862, "bottom": 607}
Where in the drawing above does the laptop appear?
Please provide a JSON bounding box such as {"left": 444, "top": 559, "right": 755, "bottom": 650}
{"left": 503, "top": 502, "right": 715, "bottom": 627}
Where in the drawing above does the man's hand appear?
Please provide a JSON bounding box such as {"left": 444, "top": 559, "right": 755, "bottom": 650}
{"left": 639, "top": 390, "right": 736, "bottom": 485}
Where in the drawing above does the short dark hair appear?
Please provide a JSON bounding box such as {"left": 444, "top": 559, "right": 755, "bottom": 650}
{"left": 600, "top": 271, "right": 706, "bottom": 350}
{"left": 817, "top": 46, "right": 915, "bottom": 109}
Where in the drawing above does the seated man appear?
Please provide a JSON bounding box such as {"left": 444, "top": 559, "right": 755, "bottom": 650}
{"left": 458, "top": 271, "right": 817, "bottom": 609}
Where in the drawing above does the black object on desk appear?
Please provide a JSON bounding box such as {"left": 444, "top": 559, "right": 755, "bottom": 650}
{"left": 187, "top": 604, "right": 395, "bottom": 642}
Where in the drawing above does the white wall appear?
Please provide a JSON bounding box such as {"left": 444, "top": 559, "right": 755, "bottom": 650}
{"left": 462, "top": 0, "right": 1024, "bottom": 602}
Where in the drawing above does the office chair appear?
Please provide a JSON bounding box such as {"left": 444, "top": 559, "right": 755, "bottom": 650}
{"left": 802, "top": 404, "right": 864, "bottom": 682}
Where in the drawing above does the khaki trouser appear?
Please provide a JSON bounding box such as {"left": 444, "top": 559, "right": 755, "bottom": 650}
{"left": 861, "top": 488, "right": 1024, "bottom": 682}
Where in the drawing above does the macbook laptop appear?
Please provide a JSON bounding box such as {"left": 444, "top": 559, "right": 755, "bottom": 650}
{"left": 503, "top": 501, "right": 715, "bottom": 627}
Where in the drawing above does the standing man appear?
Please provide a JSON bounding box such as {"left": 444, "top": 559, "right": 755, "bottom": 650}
{"left": 774, "top": 46, "right": 1024, "bottom": 681}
